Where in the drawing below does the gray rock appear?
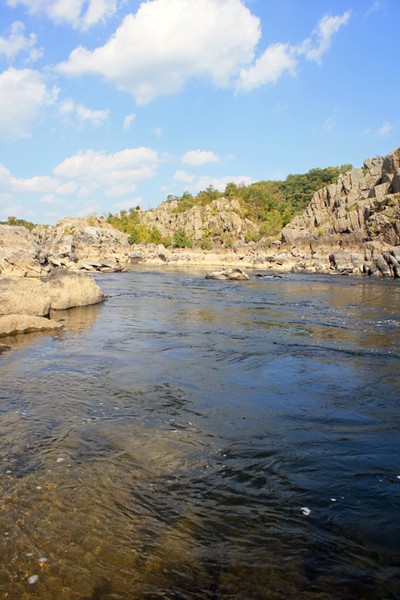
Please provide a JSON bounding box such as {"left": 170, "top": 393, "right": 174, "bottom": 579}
{"left": 205, "top": 268, "right": 249, "bottom": 281}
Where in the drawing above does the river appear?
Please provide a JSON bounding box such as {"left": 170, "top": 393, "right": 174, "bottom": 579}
{"left": 0, "top": 268, "right": 399, "bottom": 599}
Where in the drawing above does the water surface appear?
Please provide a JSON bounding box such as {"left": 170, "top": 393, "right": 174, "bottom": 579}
{"left": 0, "top": 269, "right": 399, "bottom": 599}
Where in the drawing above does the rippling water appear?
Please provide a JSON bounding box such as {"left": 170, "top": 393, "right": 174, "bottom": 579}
{"left": 0, "top": 268, "right": 399, "bottom": 599}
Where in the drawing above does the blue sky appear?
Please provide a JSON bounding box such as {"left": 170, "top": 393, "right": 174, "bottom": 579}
{"left": 0, "top": 0, "right": 399, "bottom": 224}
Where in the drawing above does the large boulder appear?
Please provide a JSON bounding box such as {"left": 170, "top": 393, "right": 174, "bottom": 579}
{"left": 0, "top": 270, "right": 105, "bottom": 316}
{"left": 0, "top": 314, "right": 63, "bottom": 338}
{"left": 0, "top": 225, "right": 43, "bottom": 277}
{"left": 42, "top": 269, "right": 105, "bottom": 310}
{"left": 0, "top": 278, "right": 51, "bottom": 316}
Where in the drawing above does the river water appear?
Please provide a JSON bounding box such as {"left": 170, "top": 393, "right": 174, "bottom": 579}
{"left": 0, "top": 268, "right": 399, "bottom": 599}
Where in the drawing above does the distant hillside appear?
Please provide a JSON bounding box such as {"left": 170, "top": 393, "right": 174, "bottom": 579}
{"left": 106, "top": 165, "right": 351, "bottom": 248}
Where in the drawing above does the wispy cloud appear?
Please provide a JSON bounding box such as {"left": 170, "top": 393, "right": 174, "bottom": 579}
{"left": 59, "top": 98, "right": 110, "bottom": 127}
{"left": 123, "top": 113, "right": 136, "bottom": 130}
{"left": 6, "top": 0, "right": 118, "bottom": 30}
{"left": 378, "top": 121, "right": 392, "bottom": 137}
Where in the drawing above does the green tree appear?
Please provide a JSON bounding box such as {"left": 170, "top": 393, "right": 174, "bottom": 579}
{"left": 173, "top": 228, "right": 192, "bottom": 248}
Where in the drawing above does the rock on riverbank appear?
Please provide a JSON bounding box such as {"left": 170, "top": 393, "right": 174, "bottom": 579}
{"left": 0, "top": 270, "right": 105, "bottom": 338}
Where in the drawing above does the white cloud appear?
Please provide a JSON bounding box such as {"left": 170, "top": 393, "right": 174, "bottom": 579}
{"left": 59, "top": 98, "right": 110, "bottom": 126}
{"left": 378, "top": 121, "right": 392, "bottom": 137}
{"left": 57, "top": 0, "right": 260, "bottom": 103}
{"left": 299, "top": 12, "right": 351, "bottom": 64}
{"left": 173, "top": 170, "right": 195, "bottom": 184}
{"left": 238, "top": 43, "right": 297, "bottom": 91}
{"left": 181, "top": 150, "right": 219, "bottom": 167}
{"left": 0, "top": 68, "right": 58, "bottom": 138}
{"left": 0, "top": 21, "right": 42, "bottom": 63}
{"left": 191, "top": 174, "right": 253, "bottom": 193}
{"left": 123, "top": 113, "right": 136, "bottom": 130}
{"left": 53, "top": 147, "right": 159, "bottom": 196}
{"left": 111, "top": 198, "right": 142, "bottom": 211}
{"left": 6, "top": 0, "right": 117, "bottom": 30}
{"left": 57, "top": 1, "right": 350, "bottom": 101}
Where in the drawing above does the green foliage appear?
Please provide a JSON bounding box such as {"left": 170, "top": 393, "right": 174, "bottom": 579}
{"left": 107, "top": 207, "right": 139, "bottom": 233}
{"left": 280, "top": 166, "right": 349, "bottom": 214}
{"left": 171, "top": 191, "right": 195, "bottom": 213}
{"left": 0, "top": 216, "right": 36, "bottom": 231}
{"left": 200, "top": 233, "right": 212, "bottom": 250}
{"left": 173, "top": 228, "right": 193, "bottom": 248}
{"left": 107, "top": 162, "right": 353, "bottom": 247}
{"left": 128, "top": 224, "right": 163, "bottom": 245}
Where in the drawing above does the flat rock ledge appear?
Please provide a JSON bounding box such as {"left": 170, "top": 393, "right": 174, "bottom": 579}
{"left": 0, "top": 314, "right": 63, "bottom": 338}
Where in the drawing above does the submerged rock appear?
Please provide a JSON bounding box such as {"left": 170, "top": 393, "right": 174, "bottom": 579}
{"left": 205, "top": 268, "right": 250, "bottom": 281}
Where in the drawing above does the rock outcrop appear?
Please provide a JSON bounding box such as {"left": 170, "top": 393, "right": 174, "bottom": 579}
{"left": 0, "top": 225, "right": 43, "bottom": 277}
{"left": 138, "top": 197, "right": 255, "bottom": 245}
{"left": 33, "top": 216, "right": 130, "bottom": 272}
{"left": 279, "top": 147, "right": 400, "bottom": 276}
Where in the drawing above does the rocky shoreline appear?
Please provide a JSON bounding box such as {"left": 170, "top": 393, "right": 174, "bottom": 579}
{"left": 1, "top": 147, "right": 399, "bottom": 338}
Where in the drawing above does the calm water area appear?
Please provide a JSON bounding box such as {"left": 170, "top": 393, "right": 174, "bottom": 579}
{"left": 0, "top": 268, "right": 399, "bottom": 599}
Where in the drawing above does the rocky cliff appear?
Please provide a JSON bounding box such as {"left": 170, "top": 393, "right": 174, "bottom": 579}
{"left": 278, "top": 147, "right": 400, "bottom": 276}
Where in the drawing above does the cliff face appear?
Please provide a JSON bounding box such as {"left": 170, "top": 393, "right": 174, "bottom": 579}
{"left": 278, "top": 147, "right": 400, "bottom": 276}
{"left": 281, "top": 148, "right": 400, "bottom": 249}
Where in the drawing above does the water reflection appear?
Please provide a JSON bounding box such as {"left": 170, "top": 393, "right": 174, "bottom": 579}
{"left": 0, "top": 271, "right": 399, "bottom": 599}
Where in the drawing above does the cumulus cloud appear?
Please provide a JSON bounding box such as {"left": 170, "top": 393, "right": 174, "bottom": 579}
{"left": 53, "top": 147, "right": 159, "bottom": 196}
{"left": 181, "top": 150, "right": 219, "bottom": 167}
{"left": 56, "top": 0, "right": 349, "bottom": 101}
{"left": 0, "top": 21, "right": 42, "bottom": 63}
{"left": 0, "top": 146, "right": 160, "bottom": 220}
{"left": 6, "top": 0, "right": 118, "bottom": 30}
{"left": 59, "top": 98, "right": 110, "bottom": 126}
{"left": 57, "top": 0, "right": 260, "bottom": 103}
{"left": 0, "top": 67, "right": 58, "bottom": 138}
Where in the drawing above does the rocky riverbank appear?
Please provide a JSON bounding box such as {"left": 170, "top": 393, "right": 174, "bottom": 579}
{"left": 0, "top": 147, "right": 399, "bottom": 283}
